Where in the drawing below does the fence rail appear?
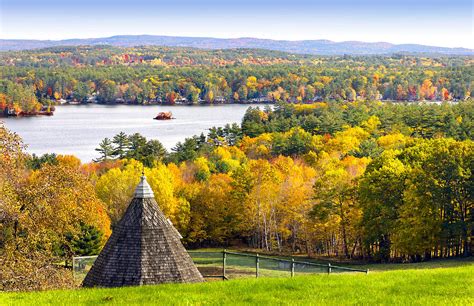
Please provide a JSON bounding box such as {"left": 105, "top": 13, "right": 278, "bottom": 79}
{"left": 215, "top": 250, "right": 368, "bottom": 279}
{"left": 73, "top": 249, "right": 367, "bottom": 284}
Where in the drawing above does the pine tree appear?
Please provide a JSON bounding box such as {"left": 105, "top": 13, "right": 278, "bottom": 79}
{"left": 94, "top": 138, "right": 114, "bottom": 162}
{"left": 71, "top": 223, "right": 104, "bottom": 256}
{"left": 112, "top": 132, "right": 130, "bottom": 159}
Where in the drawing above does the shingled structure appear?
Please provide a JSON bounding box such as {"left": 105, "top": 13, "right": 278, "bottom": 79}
{"left": 82, "top": 175, "right": 203, "bottom": 287}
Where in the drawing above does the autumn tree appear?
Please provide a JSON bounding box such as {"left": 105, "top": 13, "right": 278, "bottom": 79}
{"left": 358, "top": 151, "right": 407, "bottom": 261}
{"left": 1, "top": 126, "right": 111, "bottom": 290}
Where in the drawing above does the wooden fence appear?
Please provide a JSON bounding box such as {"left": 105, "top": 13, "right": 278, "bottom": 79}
{"left": 197, "top": 249, "right": 368, "bottom": 280}
{"left": 73, "top": 249, "right": 368, "bottom": 283}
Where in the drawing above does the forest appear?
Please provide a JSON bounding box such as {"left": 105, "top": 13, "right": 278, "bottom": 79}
{"left": 1, "top": 100, "right": 472, "bottom": 291}
{"left": 1, "top": 46, "right": 473, "bottom": 115}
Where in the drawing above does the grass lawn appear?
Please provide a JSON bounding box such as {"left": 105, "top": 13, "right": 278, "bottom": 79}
{"left": 1, "top": 259, "right": 473, "bottom": 305}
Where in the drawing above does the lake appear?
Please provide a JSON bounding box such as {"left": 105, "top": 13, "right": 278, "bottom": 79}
{"left": 2, "top": 104, "right": 262, "bottom": 162}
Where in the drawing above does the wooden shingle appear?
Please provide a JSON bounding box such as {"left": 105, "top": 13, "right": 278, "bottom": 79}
{"left": 82, "top": 175, "right": 203, "bottom": 287}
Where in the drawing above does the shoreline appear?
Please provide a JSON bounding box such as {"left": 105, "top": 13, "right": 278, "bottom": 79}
{"left": 0, "top": 111, "right": 54, "bottom": 118}
{"left": 56, "top": 101, "right": 275, "bottom": 106}
{"left": 1, "top": 99, "right": 463, "bottom": 119}
{"left": 50, "top": 99, "right": 463, "bottom": 106}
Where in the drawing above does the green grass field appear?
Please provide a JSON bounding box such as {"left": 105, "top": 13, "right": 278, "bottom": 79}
{"left": 2, "top": 258, "right": 473, "bottom": 305}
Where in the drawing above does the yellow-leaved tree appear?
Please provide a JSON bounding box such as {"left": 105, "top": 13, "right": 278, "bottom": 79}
{"left": 95, "top": 159, "right": 189, "bottom": 231}
{"left": 311, "top": 154, "right": 369, "bottom": 258}
{"left": 273, "top": 156, "right": 316, "bottom": 254}
{"left": 1, "top": 123, "right": 111, "bottom": 291}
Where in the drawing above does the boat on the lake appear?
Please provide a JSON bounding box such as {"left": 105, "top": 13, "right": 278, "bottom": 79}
{"left": 154, "top": 112, "right": 174, "bottom": 120}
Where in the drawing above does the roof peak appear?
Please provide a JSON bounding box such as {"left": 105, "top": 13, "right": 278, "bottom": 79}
{"left": 134, "top": 175, "right": 155, "bottom": 198}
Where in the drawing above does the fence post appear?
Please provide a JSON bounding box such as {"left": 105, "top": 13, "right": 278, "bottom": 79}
{"left": 256, "top": 253, "right": 259, "bottom": 278}
{"left": 291, "top": 258, "right": 295, "bottom": 277}
{"left": 327, "top": 263, "right": 332, "bottom": 274}
{"left": 366, "top": 268, "right": 369, "bottom": 275}
{"left": 222, "top": 249, "right": 227, "bottom": 280}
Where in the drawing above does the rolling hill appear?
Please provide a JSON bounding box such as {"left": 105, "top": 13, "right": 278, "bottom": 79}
{"left": 1, "top": 35, "right": 472, "bottom": 55}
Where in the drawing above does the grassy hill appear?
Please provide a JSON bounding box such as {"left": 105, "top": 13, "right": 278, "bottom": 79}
{"left": 2, "top": 259, "right": 473, "bottom": 305}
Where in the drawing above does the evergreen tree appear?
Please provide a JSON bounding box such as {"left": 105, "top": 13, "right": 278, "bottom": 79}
{"left": 26, "top": 153, "right": 58, "bottom": 170}
{"left": 112, "top": 131, "right": 130, "bottom": 159}
{"left": 71, "top": 223, "right": 104, "bottom": 256}
{"left": 94, "top": 138, "right": 114, "bottom": 162}
{"left": 126, "top": 133, "right": 148, "bottom": 161}
{"left": 142, "top": 139, "right": 167, "bottom": 167}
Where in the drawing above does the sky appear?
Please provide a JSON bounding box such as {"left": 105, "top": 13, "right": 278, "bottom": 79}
{"left": 0, "top": 0, "right": 473, "bottom": 48}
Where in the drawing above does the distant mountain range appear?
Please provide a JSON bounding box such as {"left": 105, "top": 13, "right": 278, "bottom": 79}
{"left": 1, "top": 35, "right": 472, "bottom": 55}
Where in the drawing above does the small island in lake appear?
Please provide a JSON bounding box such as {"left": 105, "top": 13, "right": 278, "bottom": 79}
{"left": 154, "top": 111, "right": 174, "bottom": 120}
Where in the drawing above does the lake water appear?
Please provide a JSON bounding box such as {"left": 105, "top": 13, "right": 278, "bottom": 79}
{"left": 2, "top": 104, "right": 261, "bottom": 162}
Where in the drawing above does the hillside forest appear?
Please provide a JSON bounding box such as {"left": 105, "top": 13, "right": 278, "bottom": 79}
{"left": 1, "top": 46, "right": 473, "bottom": 115}
{"left": 1, "top": 100, "right": 472, "bottom": 291}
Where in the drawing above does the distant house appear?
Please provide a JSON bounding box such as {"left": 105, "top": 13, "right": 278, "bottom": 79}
{"left": 249, "top": 96, "right": 272, "bottom": 103}
{"left": 214, "top": 96, "right": 226, "bottom": 103}
{"left": 5, "top": 107, "right": 18, "bottom": 116}
{"left": 87, "top": 95, "right": 98, "bottom": 103}
{"left": 174, "top": 97, "right": 189, "bottom": 104}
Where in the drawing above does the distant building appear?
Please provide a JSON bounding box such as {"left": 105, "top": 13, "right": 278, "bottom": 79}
{"left": 87, "top": 95, "right": 98, "bottom": 103}
{"left": 174, "top": 97, "right": 189, "bottom": 104}
{"left": 5, "top": 107, "right": 18, "bottom": 116}
{"left": 214, "top": 96, "right": 226, "bottom": 103}
{"left": 249, "top": 96, "right": 271, "bottom": 103}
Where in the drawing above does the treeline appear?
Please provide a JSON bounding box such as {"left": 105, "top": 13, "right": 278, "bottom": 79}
{"left": 91, "top": 101, "right": 473, "bottom": 262}
{"left": 0, "top": 46, "right": 473, "bottom": 114}
{"left": 0, "top": 81, "right": 42, "bottom": 114}
{"left": 94, "top": 132, "right": 166, "bottom": 166}
{"left": 1, "top": 101, "right": 473, "bottom": 291}
{"left": 0, "top": 45, "right": 311, "bottom": 67}
{"left": 240, "top": 101, "right": 473, "bottom": 140}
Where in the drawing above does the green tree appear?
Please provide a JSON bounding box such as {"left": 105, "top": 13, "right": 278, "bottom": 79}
{"left": 94, "top": 138, "right": 114, "bottom": 162}
{"left": 358, "top": 153, "right": 407, "bottom": 262}
{"left": 73, "top": 82, "right": 90, "bottom": 102}
{"left": 125, "top": 133, "right": 167, "bottom": 166}
{"left": 112, "top": 132, "right": 130, "bottom": 159}
{"left": 142, "top": 139, "right": 167, "bottom": 167}
{"left": 97, "top": 80, "right": 117, "bottom": 103}
{"left": 67, "top": 223, "right": 104, "bottom": 256}
{"left": 26, "top": 153, "right": 58, "bottom": 170}
{"left": 400, "top": 139, "right": 474, "bottom": 257}
{"left": 127, "top": 133, "right": 148, "bottom": 160}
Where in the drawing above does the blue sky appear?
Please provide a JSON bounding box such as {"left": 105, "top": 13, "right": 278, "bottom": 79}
{"left": 1, "top": 0, "right": 472, "bottom": 48}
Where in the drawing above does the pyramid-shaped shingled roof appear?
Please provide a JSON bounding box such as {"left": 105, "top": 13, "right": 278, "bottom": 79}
{"left": 82, "top": 175, "right": 203, "bottom": 287}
